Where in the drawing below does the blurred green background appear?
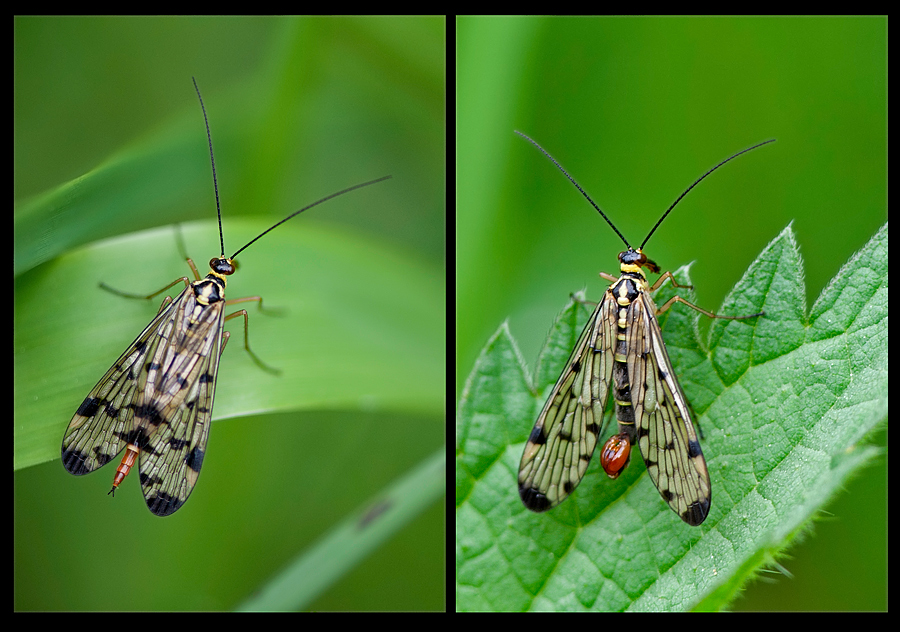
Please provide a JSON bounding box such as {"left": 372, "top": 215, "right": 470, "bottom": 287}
{"left": 15, "top": 17, "right": 445, "bottom": 611}
{"left": 458, "top": 17, "right": 885, "bottom": 611}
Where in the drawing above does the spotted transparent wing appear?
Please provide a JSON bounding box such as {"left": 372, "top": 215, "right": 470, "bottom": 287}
{"left": 518, "top": 295, "right": 617, "bottom": 512}
{"left": 61, "top": 291, "right": 188, "bottom": 478}
{"left": 628, "top": 291, "right": 711, "bottom": 526}
{"left": 136, "top": 287, "right": 224, "bottom": 516}
{"left": 61, "top": 284, "right": 224, "bottom": 516}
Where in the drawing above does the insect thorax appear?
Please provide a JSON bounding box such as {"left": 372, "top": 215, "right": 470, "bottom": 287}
{"left": 610, "top": 272, "right": 649, "bottom": 308}
{"left": 193, "top": 276, "right": 226, "bottom": 306}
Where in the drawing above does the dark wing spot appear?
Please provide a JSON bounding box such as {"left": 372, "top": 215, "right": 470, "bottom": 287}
{"left": 688, "top": 439, "right": 704, "bottom": 458}
{"left": 527, "top": 426, "right": 546, "bottom": 445}
{"left": 184, "top": 446, "right": 205, "bottom": 473}
{"left": 145, "top": 491, "right": 186, "bottom": 517}
{"left": 61, "top": 449, "right": 91, "bottom": 475}
{"left": 519, "top": 485, "right": 552, "bottom": 512}
{"left": 75, "top": 397, "right": 101, "bottom": 418}
{"left": 682, "top": 499, "right": 710, "bottom": 526}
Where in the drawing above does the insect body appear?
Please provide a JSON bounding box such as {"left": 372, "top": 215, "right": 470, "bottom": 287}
{"left": 515, "top": 132, "right": 771, "bottom": 525}
{"left": 61, "top": 78, "right": 390, "bottom": 516}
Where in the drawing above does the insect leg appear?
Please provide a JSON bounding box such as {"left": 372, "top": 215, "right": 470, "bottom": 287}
{"left": 99, "top": 255, "right": 203, "bottom": 300}
{"left": 656, "top": 293, "right": 764, "bottom": 320}
{"left": 223, "top": 297, "right": 280, "bottom": 375}
{"left": 649, "top": 270, "right": 696, "bottom": 292}
{"left": 100, "top": 275, "right": 193, "bottom": 300}
{"left": 652, "top": 271, "right": 764, "bottom": 319}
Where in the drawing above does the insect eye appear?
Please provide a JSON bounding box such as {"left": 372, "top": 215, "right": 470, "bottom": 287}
{"left": 209, "top": 258, "right": 235, "bottom": 276}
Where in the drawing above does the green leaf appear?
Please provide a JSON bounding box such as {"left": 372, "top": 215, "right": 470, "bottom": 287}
{"left": 456, "top": 223, "right": 887, "bottom": 612}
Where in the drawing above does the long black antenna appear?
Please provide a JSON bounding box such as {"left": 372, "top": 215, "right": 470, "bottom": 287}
{"left": 640, "top": 139, "right": 775, "bottom": 249}
{"left": 229, "top": 175, "right": 392, "bottom": 260}
{"left": 192, "top": 77, "right": 391, "bottom": 262}
{"left": 192, "top": 77, "right": 226, "bottom": 257}
{"left": 514, "top": 130, "right": 631, "bottom": 248}
{"left": 516, "top": 131, "right": 775, "bottom": 250}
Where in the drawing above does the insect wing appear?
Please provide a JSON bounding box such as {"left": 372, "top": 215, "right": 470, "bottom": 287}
{"left": 137, "top": 286, "right": 224, "bottom": 516}
{"left": 61, "top": 284, "right": 224, "bottom": 516}
{"left": 61, "top": 289, "right": 189, "bottom": 477}
{"left": 628, "top": 291, "right": 711, "bottom": 526}
{"left": 518, "top": 295, "right": 617, "bottom": 512}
